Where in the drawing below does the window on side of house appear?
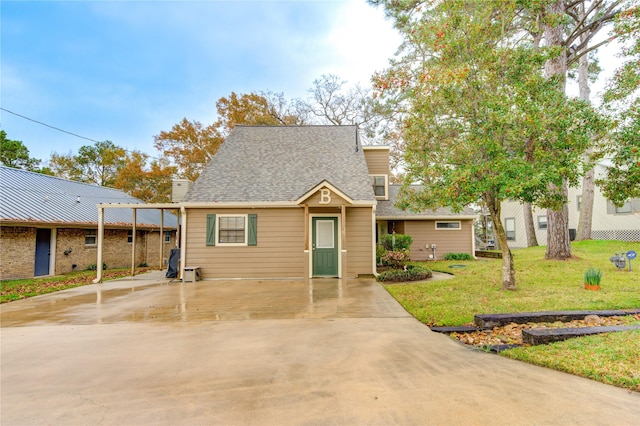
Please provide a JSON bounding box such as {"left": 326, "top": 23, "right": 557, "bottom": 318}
{"left": 371, "top": 175, "right": 387, "bottom": 198}
{"left": 127, "top": 230, "right": 134, "bottom": 244}
{"left": 537, "top": 215, "right": 547, "bottom": 230}
{"left": 576, "top": 195, "right": 582, "bottom": 211}
{"left": 615, "top": 201, "right": 632, "bottom": 214}
{"left": 206, "top": 214, "right": 258, "bottom": 247}
{"left": 164, "top": 231, "right": 171, "bottom": 243}
{"left": 435, "top": 221, "right": 461, "bottom": 230}
{"left": 505, "top": 218, "right": 516, "bottom": 241}
{"left": 85, "top": 229, "right": 97, "bottom": 246}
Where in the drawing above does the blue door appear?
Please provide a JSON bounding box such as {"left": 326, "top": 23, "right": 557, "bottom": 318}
{"left": 34, "top": 229, "right": 51, "bottom": 276}
{"left": 312, "top": 217, "right": 338, "bottom": 276}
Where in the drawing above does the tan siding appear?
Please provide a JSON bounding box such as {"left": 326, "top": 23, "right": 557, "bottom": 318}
{"left": 186, "top": 208, "right": 306, "bottom": 278}
{"left": 346, "top": 207, "right": 374, "bottom": 276}
{"left": 363, "top": 149, "right": 390, "bottom": 175}
{"left": 403, "top": 220, "right": 474, "bottom": 261}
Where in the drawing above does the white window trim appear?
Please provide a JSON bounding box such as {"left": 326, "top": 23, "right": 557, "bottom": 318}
{"left": 435, "top": 221, "right": 461, "bottom": 230}
{"left": 216, "top": 214, "right": 248, "bottom": 246}
{"left": 505, "top": 218, "right": 516, "bottom": 241}
{"left": 85, "top": 229, "right": 97, "bottom": 246}
{"left": 370, "top": 174, "right": 389, "bottom": 200}
{"left": 164, "top": 231, "right": 171, "bottom": 243}
{"left": 537, "top": 215, "right": 548, "bottom": 230}
{"left": 127, "top": 230, "right": 134, "bottom": 244}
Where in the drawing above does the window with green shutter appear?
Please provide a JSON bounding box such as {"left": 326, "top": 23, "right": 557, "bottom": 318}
{"left": 206, "top": 214, "right": 216, "bottom": 246}
{"left": 248, "top": 214, "right": 257, "bottom": 246}
{"left": 207, "top": 214, "right": 258, "bottom": 246}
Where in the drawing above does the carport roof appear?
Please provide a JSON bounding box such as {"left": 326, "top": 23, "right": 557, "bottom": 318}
{"left": 0, "top": 166, "right": 177, "bottom": 227}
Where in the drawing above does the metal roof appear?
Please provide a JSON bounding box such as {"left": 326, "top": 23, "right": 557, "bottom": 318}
{"left": 377, "top": 185, "right": 477, "bottom": 219}
{"left": 0, "top": 166, "right": 177, "bottom": 227}
{"left": 183, "top": 125, "right": 376, "bottom": 203}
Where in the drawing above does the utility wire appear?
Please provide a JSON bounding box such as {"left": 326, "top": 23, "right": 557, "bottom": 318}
{"left": 1, "top": 107, "right": 103, "bottom": 144}
{"left": 0, "top": 107, "right": 162, "bottom": 160}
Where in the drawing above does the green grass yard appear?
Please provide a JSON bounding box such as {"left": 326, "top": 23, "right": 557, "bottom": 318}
{"left": 384, "top": 240, "right": 640, "bottom": 391}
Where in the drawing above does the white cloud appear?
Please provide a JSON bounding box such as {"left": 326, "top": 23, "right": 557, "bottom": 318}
{"left": 321, "top": 0, "right": 401, "bottom": 86}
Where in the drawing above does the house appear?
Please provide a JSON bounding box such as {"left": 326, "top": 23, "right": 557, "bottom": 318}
{"left": 0, "top": 166, "right": 178, "bottom": 280}
{"left": 377, "top": 186, "right": 477, "bottom": 261}
{"left": 500, "top": 164, "right": 640, "bottom": 248}
{"left": 171, "top": 125, "right": 475, "bottom": 279}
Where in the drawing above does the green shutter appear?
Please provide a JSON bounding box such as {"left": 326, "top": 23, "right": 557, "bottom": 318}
{"left": 248, "top": 214, "right": 257, "bottom": 246}
{"left": 206, "top": 214, "right": 216, "bottom": 246}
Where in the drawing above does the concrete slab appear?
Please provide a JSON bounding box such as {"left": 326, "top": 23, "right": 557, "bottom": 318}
{"left": 2, "top": 272, "right": 639, "bottom": 425}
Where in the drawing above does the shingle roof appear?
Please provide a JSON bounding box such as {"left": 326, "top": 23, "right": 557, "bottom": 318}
{"left": 0, "top": 166, "right": 177, "bottom": 227}
{"left": 377, "top": 185, "right": 477, "bottom": 218}
{"left": 183, "top": 125, "right": 376, "bottom": 203}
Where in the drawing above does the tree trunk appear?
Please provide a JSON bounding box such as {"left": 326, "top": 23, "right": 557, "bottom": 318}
{"left": 576, "top": 7, "right": 595, "bottom": 241}
{"left": 485, "top": 192, "right": 516, "bottom": 290}
{"left": 544, "top": 0, "right": 572, "bottom": 259}
{"left": 577, "top": 165, "right": 595, "bottom": 240}
{"left": 546, "top": 181, "right": 573, "bottom": 260}
{"left": 523, "top": 202, "right": 539, "bottom": 247}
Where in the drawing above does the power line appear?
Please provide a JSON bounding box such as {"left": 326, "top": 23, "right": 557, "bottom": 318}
{"left": 0, "top": 107, "right": 162, "bottom": 160}
{"left": 1, "top": 107, "right": 103, "bottom": 144}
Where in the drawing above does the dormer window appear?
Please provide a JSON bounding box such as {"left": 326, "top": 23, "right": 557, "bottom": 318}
{"left": 371, "top": 175, "right": 388, "bottom": 199}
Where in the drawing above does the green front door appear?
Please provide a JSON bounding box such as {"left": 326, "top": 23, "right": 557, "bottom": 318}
{"left": 312, "top": 217, "right": 338, "bottom": 276}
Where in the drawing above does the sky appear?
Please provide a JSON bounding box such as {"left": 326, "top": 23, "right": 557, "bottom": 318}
{"left": 1, "top": 0, "right": 402, "bottom": 163}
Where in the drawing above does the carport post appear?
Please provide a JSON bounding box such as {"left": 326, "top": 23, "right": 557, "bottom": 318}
{"left": 131, "top": 209, "right": 137, "bottom": 277}
{"left": 93, "top": 206, "right": 104, "bottom": 283}
{"left": 159, "top": 208, "right": 164, "bottom": 270}
{"left": 179, "top": 206, "right": 187, "bottom": 280}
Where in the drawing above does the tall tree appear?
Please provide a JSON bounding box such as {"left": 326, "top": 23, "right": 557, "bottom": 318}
{"left": 598, "top": 2, "right": 640, "bottom": 203}
{"left": 0, "top": 131, "right": 50, "bottom": 173}
{"left": 296, "top": 74, "right": 390, "bottom": 145}
{"left": 538, "top": 0, "right": 633, "bottom": 258}
{"left": 49, "top": 140, "right": 126, "bottom": 186}
{"left": 154, "top": 118, "right": 222, "bottom": 181}
{"left": 155, "top": 91, "right": 305, "bottom": 181}
{"left": 372, "top": 0, "right": 599, "bottom": 289}
{"left": 113, "top": 152, "right": 177, "bottom": 203}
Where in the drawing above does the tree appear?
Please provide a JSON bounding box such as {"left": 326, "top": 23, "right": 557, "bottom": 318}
{"left": 598, "top": 2, "right": 640, "bottom": 203}
{"left": 0, "top": 131, "right": 50, "bottom": 173}
{"left": 49, "top": 140, "right": 126, "bottom": 186}
{"left": 373, "top": 0, "right": 600, "bottom": 289}
{"left": 155, "top": 91, "right": 305, "bottom": 181}
{"left": 537, "top": 0, "right": 633, "bottom": 258}
{"left": 153, "top": 118, "right": 222, "bottom": 181}
{"left": 113, "top": 152, "right": 177, "bottom": 203}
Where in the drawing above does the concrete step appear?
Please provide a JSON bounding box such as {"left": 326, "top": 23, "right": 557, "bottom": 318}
{"left": 521, "top": 325, "right": 640, "bottom": 345}
{"left": 474, "top": 309, "right": 640, "bottom": 328}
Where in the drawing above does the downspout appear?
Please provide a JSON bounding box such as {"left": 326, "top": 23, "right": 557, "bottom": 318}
{"left": 180, "top": 206, "right": 187, "bottom": 281}
{"left": 372, "top": 205, "right": 378, "bottom": 277}
{"left": 93, "top": 206, "right": 104, "bottom": 283}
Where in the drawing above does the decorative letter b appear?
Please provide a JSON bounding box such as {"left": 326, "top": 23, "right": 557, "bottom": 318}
{"left": 319, "top": 189, "right": 331, "bottom": 204}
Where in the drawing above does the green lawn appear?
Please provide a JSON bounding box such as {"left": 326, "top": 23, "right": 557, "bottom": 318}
{"left": 0, "top": 268, "right": 151, "bottom": 303}
{"left": 384, "top": 240, "right": 640, "bottom": 391}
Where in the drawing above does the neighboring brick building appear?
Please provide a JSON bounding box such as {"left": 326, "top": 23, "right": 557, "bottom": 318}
{"left": 0, "top": 166, "right": 178, "bottom": 280}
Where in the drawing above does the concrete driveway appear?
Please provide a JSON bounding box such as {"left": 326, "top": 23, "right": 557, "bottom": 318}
{"left": 1, "top": 272, "right": 639, "bottom": 425}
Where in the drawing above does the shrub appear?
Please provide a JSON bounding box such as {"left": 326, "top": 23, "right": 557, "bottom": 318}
{"left": 376, "top": 244, "right": 387, "bottom": 266}
{"left": 443, "top": 252, "right": 474, "bottom": 261}
{"left": 87, "top": 262, "right": 107, "bottom": 271}
{"left": 376, "top": 265, "right": 433, "bottom": 283}
{"left": 380, "top": 234, "right": 413, "bottom": 251}
{"left": 380, "top": 249, "right": 410, "bottom": 269}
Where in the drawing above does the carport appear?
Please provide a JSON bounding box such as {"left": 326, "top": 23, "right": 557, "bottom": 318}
{"left": 93, "top": 203, "right": 181, "bottom": 283}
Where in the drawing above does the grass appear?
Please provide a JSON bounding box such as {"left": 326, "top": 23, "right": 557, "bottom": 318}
{"left": 383, "top": 240, "right": 640, "bottom": 391}
{"left": 0, "top": 267, "right": 151, "bottom": 303}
